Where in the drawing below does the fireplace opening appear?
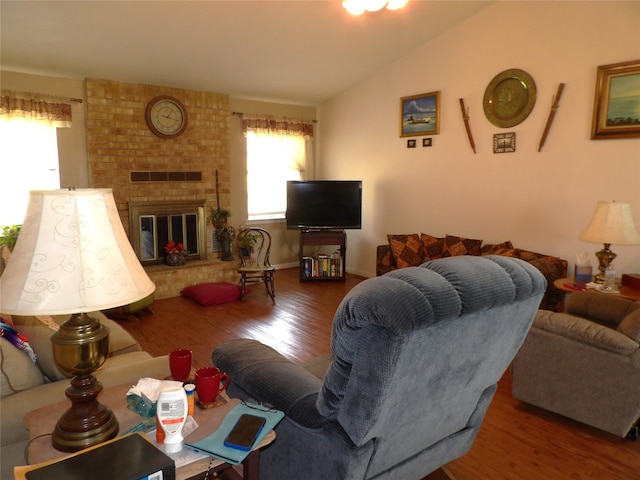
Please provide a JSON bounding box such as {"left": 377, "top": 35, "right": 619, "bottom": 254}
{"left": 129, "top": 200, "right": 207, "bottom": 265}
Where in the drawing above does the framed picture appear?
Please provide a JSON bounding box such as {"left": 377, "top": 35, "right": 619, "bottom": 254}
{"left": 591, "top": 59, "right": 640, "bottom": 140}
{"left": 422, "top": 138, "right": 432, "bottom": 147}
{"left": 407, "top": 139, "right": 416, "bottom": 148}
{"left": 493, "top": 132, "right": 516, "bottom": 153}
{"left": 400, "top": 91, "right": 440, "bottom": 137}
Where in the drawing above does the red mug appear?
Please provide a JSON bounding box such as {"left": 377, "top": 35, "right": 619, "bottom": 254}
{"left": 195, "top": 366, "right": 229, "bottom": 404}
{"left": 169, "top": 349, "right": 192, "bottom": 382}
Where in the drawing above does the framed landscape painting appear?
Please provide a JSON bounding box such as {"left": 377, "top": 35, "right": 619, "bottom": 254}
{"left": 591, "top": 59, "right": 640, "bottom": 139}
{"left": 400, "top": 91, "right": 440, "bottom": 137}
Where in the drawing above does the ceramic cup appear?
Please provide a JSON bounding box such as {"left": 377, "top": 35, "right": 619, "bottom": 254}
{"left": 169, "top": 349, "right": 192, "bottom": 382}
{"left": 195, "top": 366, "right": 229, "bottom": 404}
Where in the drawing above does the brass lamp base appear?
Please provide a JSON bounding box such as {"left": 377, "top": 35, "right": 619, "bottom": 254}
{"left": 52, "top": 373, "right": 119, "bottom": 452}
{"left": 50, "top": 312, "right": 118, "bottom": 452}
{"left": 594, "top": 243, "right": 616, "bottom": 284}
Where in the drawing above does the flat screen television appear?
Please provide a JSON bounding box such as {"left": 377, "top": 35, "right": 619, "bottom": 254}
{"left": 286, "top": 180, "right": 362, "bottom": 230}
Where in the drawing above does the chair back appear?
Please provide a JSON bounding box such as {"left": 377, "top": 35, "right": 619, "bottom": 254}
{"left": 317, "top": 255, "right": 546, "bottom": 478}
{"left": 236, "top": 228, "right": 272, "bottom": 268}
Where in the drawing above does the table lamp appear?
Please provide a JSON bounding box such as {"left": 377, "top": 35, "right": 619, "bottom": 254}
{"left": 0, "top": 188, "right": 155, "bottom": 452}
{"left": 578, "top": 200, "right": 640, "bottom": 283}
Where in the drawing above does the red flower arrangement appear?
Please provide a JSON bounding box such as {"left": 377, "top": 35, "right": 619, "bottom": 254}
{"left": 165, "top": 241, "right": 186, "bottom": 255}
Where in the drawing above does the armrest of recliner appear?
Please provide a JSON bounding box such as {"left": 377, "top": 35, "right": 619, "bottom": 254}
{"left": 212, "top": 339, "right": 325, "bottom": 427}
{"left": 533, "top": 310, "right": 639, "bottom": 355}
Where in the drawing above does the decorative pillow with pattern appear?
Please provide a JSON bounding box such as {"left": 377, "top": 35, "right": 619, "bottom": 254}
{"left": 420, "top": 234, "right": 446, "bottom": 259}
{"left": 387, "top": 234, "right": 424, "bottom": 268}
{"left": 442, "top": 234, "right": 483, "bottom": 257}
{"left": 481, "top": 241, "right": 514, "bottom": 256}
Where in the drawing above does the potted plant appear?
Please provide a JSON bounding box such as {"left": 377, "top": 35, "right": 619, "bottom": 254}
{"left": 164, "top": 241, "right": 188, "bottom": 266}
{"left": 210, "top": 209, "right": 231, "bottom": 230}
{"left": 0, "top": 224, "right": 21, "bottom": 251}
{"left": 239, "top": 231, "right": 259, "bottom": 257}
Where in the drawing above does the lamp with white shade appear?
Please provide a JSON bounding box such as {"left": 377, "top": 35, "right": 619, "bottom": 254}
{"left": 0, "top": 188, "right": 155, "bottom": 451}
{"left": 578, "top": 200, "right": 640, "bottom": 283}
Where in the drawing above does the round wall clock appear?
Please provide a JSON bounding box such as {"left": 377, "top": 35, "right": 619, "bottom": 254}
{"left": 145, "top": 95, "right": 188, "bottom": 138}
{"left": 483, "top": 69, "right": 537, "bottom": 128}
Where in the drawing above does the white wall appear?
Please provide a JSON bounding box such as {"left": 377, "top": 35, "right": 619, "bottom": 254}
{"left": 318, "top": 1, "right": 640, "bottom": 278}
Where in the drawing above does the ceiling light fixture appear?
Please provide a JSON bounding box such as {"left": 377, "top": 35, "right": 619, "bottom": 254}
{"left": 343, "top": 0, "right": 409, "bottom": 15}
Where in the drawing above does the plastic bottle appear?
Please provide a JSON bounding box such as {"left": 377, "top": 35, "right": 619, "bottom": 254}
{"left": 184, "top": 383, "right": 196, "bottom": 416}
{"left": 603, "top": 264, "right": 616, "bottom": 291}
{"left": 157, "top": 386, "right": 188, "bottom": 453}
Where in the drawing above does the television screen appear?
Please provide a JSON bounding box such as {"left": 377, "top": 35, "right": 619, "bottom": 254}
{"left": 286, "top": 180, "right": 362, "bottom": 230}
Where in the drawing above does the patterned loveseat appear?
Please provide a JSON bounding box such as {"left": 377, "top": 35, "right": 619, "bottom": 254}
{"left": 377, "top": 233, "right": 567, "bottom": 312}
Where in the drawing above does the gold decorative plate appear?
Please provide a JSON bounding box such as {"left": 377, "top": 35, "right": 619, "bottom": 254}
{"left": 483, "top": 69, "right": 537, "bottom": 128}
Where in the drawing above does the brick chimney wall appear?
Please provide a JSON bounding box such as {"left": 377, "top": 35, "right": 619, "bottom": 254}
{"left": 85, "top": 79, "right": 238, "bottom": 299}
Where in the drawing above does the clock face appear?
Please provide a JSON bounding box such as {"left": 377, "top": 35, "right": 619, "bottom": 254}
{"left": 145, "top": 96, "right": 188, "bottom": 138}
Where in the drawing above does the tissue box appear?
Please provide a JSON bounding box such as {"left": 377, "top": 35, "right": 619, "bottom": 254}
{"left": 622, "top": 274, "right": 640, "bottom": 291}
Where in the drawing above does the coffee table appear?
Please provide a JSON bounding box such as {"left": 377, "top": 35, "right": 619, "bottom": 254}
{"left": 17, "top": 383, "right": 275, "bottom": 480}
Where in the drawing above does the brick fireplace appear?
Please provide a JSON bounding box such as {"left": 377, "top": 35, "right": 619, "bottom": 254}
{"left": 85, "top": 79, "right": 238, "bottom": 299}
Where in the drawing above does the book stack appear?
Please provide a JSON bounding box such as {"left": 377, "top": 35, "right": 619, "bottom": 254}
{"left": 301, "top": 253, "right": 343, "bottom": 279}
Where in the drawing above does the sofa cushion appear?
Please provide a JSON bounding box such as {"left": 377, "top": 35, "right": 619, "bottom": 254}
{"left": 387, "top": 234, "right": 424, "bottom": 268}
{"left": 442, "top": 234, "right": 482, "bottom": 257}
{"left": 11, "top": 313, "right": 140, "bottom": 381}
{"left": 420, "top": 234, "right": 446, "bottom": 259}
{"left": 0, "top": 337, "right": 45, "bottom": 397}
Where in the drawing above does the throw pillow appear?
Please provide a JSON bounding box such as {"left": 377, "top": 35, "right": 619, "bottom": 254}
{"left": 420, "top": 234, "right": 446, "bottom": 259}
{"left": 442, "top": 234, "right": 482, "bottom": 257}
{"left": 481, "top": 240, "right": 514, "bottom": 255}
{"left": 387, "top": 234, "right": 424, "bottom": 268}
{"left": 0, "top": 337, "right": 45, "bottom": 397}
{"left": 11, "top": 315, "right": 67, "bottom": 381}
{"left": 181, "top": 282, "right": 247, "bottom": 306}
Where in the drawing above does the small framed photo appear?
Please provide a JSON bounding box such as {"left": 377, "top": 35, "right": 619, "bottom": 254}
{"left": 422, "top": 138, "right": 432, "bottom": 147}
{"left": 493, "top": 132, "right": 516, "bottom": 153}
{"left": 400, "top": 91, "right": 441, "bottom": 137}
{"left": 591, "top": 59, "right": 640, "bottom": 140}
{"left": 407, "top": 139, "right": 417, "bottom": 148}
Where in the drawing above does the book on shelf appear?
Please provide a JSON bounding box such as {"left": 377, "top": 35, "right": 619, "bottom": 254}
{"left": 302, "top": 254, "right": 342, "bottom": 278}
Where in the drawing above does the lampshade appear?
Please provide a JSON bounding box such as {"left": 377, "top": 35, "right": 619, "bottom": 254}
{"left": 0, "top": 188, "right": 155, "bottom": 315}
{"left": 578, "top": 200, "right": 640, "bottom": 246}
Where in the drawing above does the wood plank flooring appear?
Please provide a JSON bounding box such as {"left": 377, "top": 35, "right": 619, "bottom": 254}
{"left": 120, "top": 267, "right": 640, "bottom": 479}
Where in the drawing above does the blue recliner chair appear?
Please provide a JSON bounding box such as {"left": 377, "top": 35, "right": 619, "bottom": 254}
{"left": 213, "top": 256, "right": 546, "bottom": 479}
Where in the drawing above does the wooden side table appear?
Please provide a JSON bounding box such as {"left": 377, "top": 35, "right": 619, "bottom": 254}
{"left": 554, "top": 277, "right": 640, "bottom": 302}
{"left": 18, "top": 383, "right": 274, "bottom": 480}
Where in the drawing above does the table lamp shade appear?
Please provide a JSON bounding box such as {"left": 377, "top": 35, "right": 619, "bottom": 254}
{"left": 0, "top": 189, "right": 155, "bottom": 315}
{"left": 579, "top": 201, "right": 640, "bottom": 246}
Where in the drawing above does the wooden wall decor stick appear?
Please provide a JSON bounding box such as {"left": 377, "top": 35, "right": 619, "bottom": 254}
{"left": 459, "top": 98, "right": 476, "bottom": 153}
{"left": 538, "top": 83, "right": 565, "bottom": 152}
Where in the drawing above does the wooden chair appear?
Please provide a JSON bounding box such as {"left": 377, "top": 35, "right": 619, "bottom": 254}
{"left": 236, "top": 227, "right": 275, "bottom": 302}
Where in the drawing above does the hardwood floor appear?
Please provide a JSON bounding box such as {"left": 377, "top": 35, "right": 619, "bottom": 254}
{"left": 120, "top": 267, "right": 640, "bottom": 479}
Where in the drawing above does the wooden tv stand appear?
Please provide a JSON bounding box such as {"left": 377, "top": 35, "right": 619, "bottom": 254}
{"left": 299, "top": 230, "right": 346, "bottom": 282}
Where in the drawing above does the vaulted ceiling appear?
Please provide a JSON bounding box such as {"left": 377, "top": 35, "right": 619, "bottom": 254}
{"left": 1, "top": 1, "right": 492, "bottom": 105}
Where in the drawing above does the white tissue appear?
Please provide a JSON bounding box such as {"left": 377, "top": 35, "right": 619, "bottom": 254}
{"left": 127, "top": 377, "right": 184, "bottom": 405}
{"left": 576, "top": 252, "right": 590, "bottom": 266}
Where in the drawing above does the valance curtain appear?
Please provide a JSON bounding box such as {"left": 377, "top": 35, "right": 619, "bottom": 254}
{"left": 241, "top": 114, "right": 314, "bottom": 140}
{"left": 0, "top": 90, "right": 72, "bottom": 127}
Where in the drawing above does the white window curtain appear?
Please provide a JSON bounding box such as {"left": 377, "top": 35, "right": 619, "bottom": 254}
{"left": 242, "top": 115, "right": 315, "bottom": 221}
{"left": 0, "top": 91, "right": 71, "bottom": 226}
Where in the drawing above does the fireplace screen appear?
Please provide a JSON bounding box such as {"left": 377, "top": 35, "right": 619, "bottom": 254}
{"left": 129, "top": 200, "right": 207, "bottom": 264}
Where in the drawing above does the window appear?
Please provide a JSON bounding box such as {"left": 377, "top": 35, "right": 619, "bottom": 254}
{"left": 246, "top": 131, "right": 306, "bottom": 221}
{"left": 0, "top": 118, "right": 60, "bottom": 226}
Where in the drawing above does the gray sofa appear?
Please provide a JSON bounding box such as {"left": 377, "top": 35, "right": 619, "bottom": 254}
{"left": 512, "top": 291, "right": 640, "bottom": 438}
{"left": 213, "top": 255, "right": 546, "bottom": 479}
{"left": 0, "top": 311, "right": 169, "bottom": 479}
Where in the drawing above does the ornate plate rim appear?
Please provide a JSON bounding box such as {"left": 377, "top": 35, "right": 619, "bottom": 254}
{"left": 483, "top": 68, "right": 537, "bottom": 128}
